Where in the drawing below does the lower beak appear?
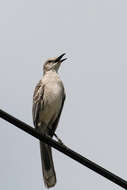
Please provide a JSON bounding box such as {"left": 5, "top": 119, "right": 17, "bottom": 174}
{"left": 60, "top": 58, "right": 67, "bottom": 63}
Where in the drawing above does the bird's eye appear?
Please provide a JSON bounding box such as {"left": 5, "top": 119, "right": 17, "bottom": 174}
{"left": 48, "top": 60, "right": 52, "bottom": 63}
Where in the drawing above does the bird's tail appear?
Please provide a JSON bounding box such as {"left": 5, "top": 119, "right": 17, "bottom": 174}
{"left": 40, "top": 141, "right": 56, "bottom": 188}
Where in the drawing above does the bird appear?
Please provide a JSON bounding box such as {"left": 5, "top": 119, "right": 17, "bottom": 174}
{"left": 32, "top": 53, "right": 67, "bottom": 188}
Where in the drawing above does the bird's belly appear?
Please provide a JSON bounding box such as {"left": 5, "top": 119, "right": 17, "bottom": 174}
{"left": 40, "top": 83, "right": 63, "bottom": 124}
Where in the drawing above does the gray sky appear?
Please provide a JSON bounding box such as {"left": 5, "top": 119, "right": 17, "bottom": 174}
{"left": 0, "top": 0, "right": 127, "bottom": 189}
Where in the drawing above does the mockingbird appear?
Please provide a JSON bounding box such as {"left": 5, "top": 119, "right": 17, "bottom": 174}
{"left": 32, "top": 53, "right": 67, "bottom": 188}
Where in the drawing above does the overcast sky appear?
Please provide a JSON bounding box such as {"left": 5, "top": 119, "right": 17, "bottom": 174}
{"left": 0, "top": 0, "right": 127, "bottom": 190}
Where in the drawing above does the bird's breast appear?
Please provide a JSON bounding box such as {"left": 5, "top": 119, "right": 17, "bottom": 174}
{"left": 40, "top": 80, "right": 64, "bottom": 124}
{"left": 44, "top": 81, "right": 63, "bottom": 106}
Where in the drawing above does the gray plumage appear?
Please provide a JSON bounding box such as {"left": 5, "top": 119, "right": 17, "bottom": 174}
{"left": 32, "top": 53, "right": 66, "bottom": 188}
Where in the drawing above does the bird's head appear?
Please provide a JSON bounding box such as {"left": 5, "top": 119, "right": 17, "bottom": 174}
{"left": 43, "top": 53, "right": 67, "bottom": 73}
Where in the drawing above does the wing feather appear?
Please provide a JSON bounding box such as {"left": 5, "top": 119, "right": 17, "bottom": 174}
{"left": 32, "top": 80, "right": 44, "bottom": 127}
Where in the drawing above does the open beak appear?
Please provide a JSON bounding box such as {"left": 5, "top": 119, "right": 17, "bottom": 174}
{"left": 55, "top": 53, "right": 67, "bottom": 63}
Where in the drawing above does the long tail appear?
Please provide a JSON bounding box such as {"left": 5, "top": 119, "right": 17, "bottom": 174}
{"left": 40, "top": 141, "right": 56, "bottom": 188}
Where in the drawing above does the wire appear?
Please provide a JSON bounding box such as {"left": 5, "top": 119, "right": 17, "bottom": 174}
{"left": 0, "top": 109, "right": 127, "bottom": 189}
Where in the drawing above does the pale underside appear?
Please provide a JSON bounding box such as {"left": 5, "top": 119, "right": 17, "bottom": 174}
{"left": 33, "top": 70, "right": 65, "bottom": 133}
{"left": 39, "top": 76, "right": 63, "bottom": 125}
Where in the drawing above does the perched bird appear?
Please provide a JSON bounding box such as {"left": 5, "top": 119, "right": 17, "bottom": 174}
{"left": 32, "top": 53, "right": 67, "bottom": 188}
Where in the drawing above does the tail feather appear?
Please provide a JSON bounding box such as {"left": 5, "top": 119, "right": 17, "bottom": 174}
{"left": 40, "top": 141, "right": 56, "bottom": 188}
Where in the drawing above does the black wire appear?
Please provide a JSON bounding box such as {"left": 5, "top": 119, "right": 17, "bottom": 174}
{"left": 0, "top": 109, "right": 127, "bottom": 189}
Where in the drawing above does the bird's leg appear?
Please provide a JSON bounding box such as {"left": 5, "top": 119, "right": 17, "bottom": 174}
{"left": 54, "top": 133, "right": 65, "bottom": 146}
{"left": 47, "top": 125, "right": 66, "bottom": 146}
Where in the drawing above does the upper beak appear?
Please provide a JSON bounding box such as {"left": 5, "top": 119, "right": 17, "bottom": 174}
{"left": 55, "top": 53, "right": 67, "bottom": 63}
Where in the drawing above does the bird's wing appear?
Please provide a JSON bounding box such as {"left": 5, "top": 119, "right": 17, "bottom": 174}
{"left": 32, "top": 80, "right": 44, "bottom": 127}
{"left": 49, "top": 93, "right": 66, "bottom": 137}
